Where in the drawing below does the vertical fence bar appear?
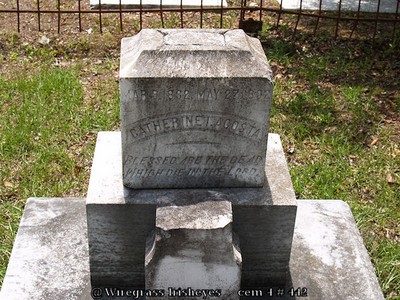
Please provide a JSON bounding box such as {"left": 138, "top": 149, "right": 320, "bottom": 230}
{"left": 119, "top": 0, "right": 123, "bottom": 31}
{"left": 240, "top": 0, "right": 245, "bottom": 26}
{"left": 160, "top": 0, "right": 164, "bottom": 28}
{"left": 140, "top": 0, "right": 143, "bottom": 30}
{"left": 277, "top": 0, "right": 283, "bottom": 28}
{"left": 313, "top": 0, "right": 322, "bottom": 36}
{"left": 373, "top": 0, "right": 382, "bottom": 41}
{"left": 259, "top": 0, "right": 263, "bottom": 22}
{"left": 16, "top": 0, "right": 20, "bottom": 33}
{"left": 293, "top": 0, "right": 303, "bottom": 37}
{"left": 180, "top": 0, "right": 183, "bottom": 28}
{"left": 334, "top": 0, "right": 343, "bottom": 39}
{"left": 392, "top": 0, "right": 399, "bottom": 39}
{"left": 78, "top": 0, "right": 82, "bottom": 32}
{"left": 220, "top": 0, "right": 223, "bottom": 28}
{"left": 350, "top": 0, "right": 362, "bottom": 38}
{"left": 99, "top": 0, "right": 103, "bottom": 33}
{"left": 37, "top": 0, "right": 41, "bottom": 31}
{"left": 57, "top": 0, "right": 61, "bottom": 33}
{"left": 200, "top": 0, "right": 203, "bottom": 28}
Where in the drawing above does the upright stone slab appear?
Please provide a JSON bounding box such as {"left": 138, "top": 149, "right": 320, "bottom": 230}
{"left": 120, "top": 29, "right": 273, "bottom": 189}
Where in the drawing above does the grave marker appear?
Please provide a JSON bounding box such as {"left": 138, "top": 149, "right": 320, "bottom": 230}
{"left": 120, "top": 29, "right": 273, "bottom": 188}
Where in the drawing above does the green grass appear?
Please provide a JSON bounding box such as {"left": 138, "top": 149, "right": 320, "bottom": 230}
{"left": 0, "top": 30, "right": 399, "bottom": 298}
{"left": 0, "top": 66, "right": 120, "bottom": 280}
{"left": 266, "top": 37, "right": 399, "bottom": 298}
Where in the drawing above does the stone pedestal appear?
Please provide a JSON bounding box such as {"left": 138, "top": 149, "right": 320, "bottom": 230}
{"left": 86, "top": 132, "right": 297, "bottom": 288}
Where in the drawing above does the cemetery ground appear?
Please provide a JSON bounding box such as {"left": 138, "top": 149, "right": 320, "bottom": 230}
{"left": 0, "top": 23, "right": 399, "bottom": 299}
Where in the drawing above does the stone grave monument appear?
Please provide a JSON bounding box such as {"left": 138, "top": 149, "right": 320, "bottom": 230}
{"left": 0, "top": 29, "right": 385, "bottom": 300}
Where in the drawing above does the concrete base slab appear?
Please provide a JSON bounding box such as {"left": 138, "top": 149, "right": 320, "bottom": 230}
{"left": 0, "top": 198, "right": 91, "bottom": 300}
{"left": 1, "top": 198, "right": 384, "bottom": 299}
{"left": 278, "top": 0, "right": 399, "bottom": 13}
{"left": 289, "top": 200, "right": 384, "bottom": 300}
{"left": 90, "top": 0, "right": 228, "bottom": 9}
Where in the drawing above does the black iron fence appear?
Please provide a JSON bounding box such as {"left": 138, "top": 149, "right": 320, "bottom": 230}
{"left": 0, "top": 0, "right": 399, "bottom": 40}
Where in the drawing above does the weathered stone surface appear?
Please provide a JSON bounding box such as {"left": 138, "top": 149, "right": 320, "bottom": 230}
{"left": 1, "top": 198, "right": 384, "bottom": 299}
{"left": 289, "top": 200, "right": 384, "bottom": 300}
{"left": 145, "top": 201, "right": 241, "bottom": 299}
{"left": 90, "top": 0, "right": 227, "bottom": 9}
{"left": 120, "top": 29, "right": 273, "bottom": 189}
{"left": 0, "top": 198, "right": 91, "bottom": 300}
{"left": 86, "top": 203, "right": 155, "bottom": 288}
{"left": 86, "top": 131, "right": 296, "bottom": 288}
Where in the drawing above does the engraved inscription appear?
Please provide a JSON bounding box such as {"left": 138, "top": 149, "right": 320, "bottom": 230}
{"left": 123, "top": 155, "right": 264, "bottom": 179}
{"left": 127, "top": 87, "right": 267, "bottom": 102}
{"left": 124, "top": 167, "right": 260, "bottom": 178}
{"left": 129, "top": 112, "right": 263, "bottom": 142}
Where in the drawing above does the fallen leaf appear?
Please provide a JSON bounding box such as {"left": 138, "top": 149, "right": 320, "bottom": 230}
{"left": 303, "top": 103, "right": 319, "bottom": 108}
{"left": 38, "top": 35, "right": 50, "bottom": 45}
{"left": 74, "top": 165, "right": 83, "bottom": 175}
{"left": 370, "top": 138, "right": 379, "bottom": 146}
{"left": 386, "top": 173, "right": 396, "bottom": 184}
{"left": 287, "top": 145, "right": 295, "bottom": 154}
{"left": 3, "top": 181, "right": 14, "bottom": 188}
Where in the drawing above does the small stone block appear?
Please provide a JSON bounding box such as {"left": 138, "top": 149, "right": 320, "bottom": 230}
{"left": 120, "top": 29, "right": 273, "bottom": 189}
{"left": 145, "top": 201, "right": 241, "bottom": 299}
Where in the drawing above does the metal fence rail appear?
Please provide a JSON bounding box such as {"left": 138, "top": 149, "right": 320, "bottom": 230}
{"left": 0, "top": 0, "right": 399, "bottom": 40}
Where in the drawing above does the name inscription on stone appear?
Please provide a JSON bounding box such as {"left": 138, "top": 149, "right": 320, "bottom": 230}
{"left": 129, "top": 112, "right": 263, "bottom": 143}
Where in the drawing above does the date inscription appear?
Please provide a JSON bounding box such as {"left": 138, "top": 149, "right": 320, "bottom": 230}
{"left": 126, "top": 87, "right": 267, "bottom": 102}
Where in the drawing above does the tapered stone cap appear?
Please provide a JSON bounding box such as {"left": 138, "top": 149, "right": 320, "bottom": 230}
{"left": 120, "top": 29, "right": 273, "bottom": 79}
